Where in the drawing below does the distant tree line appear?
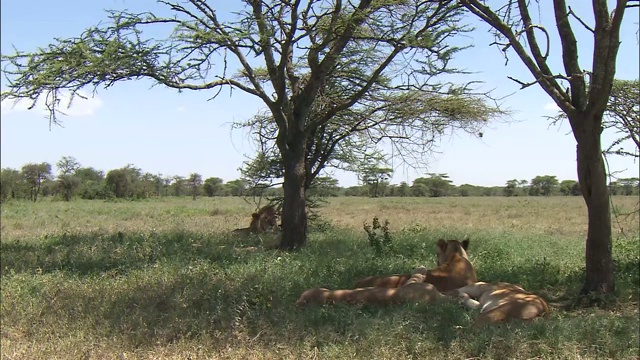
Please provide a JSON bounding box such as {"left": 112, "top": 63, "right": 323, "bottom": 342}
{"left": 1, "top": 156, "right": 638, "bottom": 203}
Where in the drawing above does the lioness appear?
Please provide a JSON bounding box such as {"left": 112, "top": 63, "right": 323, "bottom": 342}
{"left": 295, "top": 281, "right": 445, "bottom": 307}
{"left": 296, "top": 266, "right": 445, "bottom": 306}
{"left": 231, "top": 205, "right": 279, "bottom": 235}
{"left": 449, "top": 282, "right": 551, "bottom": 326}
{"left": 354, "top": 239, "right": 477, "bottom": 292}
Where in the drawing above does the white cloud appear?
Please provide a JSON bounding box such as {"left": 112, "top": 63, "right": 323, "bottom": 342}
{"left": 0, "top": 97, "right": 32, "bottom": 114}
{"left": 543, "top": 102, "right": 561, "bottom": 112}
{"left": 1, "top": 90, "right": 102, "bottom": 117}
{"left": 176, "top": 106, "right": 186, "bottom": 112}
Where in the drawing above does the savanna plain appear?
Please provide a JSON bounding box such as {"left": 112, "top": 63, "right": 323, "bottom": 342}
{"left": 1, "top": 196, "right": 638, "bottom": 359}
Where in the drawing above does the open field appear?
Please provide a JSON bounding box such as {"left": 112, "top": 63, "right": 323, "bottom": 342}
{"left": 1, "top": 196, "right": 639, "bottom": 359}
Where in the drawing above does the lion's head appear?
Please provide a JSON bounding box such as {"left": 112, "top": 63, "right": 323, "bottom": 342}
{"left": 436, "top": 239, "right": 470, "bottom": 266}
{"left": 248, "top": 205, "right": 279, "bottom": 233}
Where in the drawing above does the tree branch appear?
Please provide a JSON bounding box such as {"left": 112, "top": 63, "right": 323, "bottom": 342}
{"left": 552, "top": 0, "right": 588, "bottom": 113}
{"left": 459, "top": 0, "right": 573, "bottom": 115}
{"left": 568, "top": 6, "right": 595, "bottom": 33}
{"left": 517, "top": 1, "right": 554, "bottom": 73}
{"left": 587, "top": 0, "right": 628, "bottom": 116}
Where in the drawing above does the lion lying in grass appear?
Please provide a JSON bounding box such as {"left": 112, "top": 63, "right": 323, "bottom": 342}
{"left": 296, "top": 267, "right": 446, "bottom": 306}
{"left": 354, "top": 239, "right": 477, "bottom": 292}
{"left": 231, "top": 205, "right": 280, "bottom": 235}
{"left": 449, "top": 282, "right": 551, "bottom": 326}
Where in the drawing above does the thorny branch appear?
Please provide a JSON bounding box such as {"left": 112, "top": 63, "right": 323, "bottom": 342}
{"left": 567, "top": 6, "right": 594, "bottom": 33}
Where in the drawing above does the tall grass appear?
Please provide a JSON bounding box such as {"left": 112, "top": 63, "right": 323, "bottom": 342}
{"left": 1, "top": 196, "right": 638, "bottom": 359}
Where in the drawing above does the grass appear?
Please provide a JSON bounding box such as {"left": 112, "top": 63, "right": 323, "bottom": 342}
{"left": 1, "top": 196, "right": 638, "bottom": 359}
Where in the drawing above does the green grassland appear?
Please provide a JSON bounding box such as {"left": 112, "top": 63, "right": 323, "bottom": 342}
{"left": 1, "top": 196, "right": 638, "bottom": 359}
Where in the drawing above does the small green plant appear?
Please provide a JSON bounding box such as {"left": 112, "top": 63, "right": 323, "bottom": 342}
{"left": 363, "top": 216, "right": 393, "bottom": 256}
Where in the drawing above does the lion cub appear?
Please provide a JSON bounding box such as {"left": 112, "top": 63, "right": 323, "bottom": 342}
{"left": 450, "top": 282, "right": 551, "bottom": 326}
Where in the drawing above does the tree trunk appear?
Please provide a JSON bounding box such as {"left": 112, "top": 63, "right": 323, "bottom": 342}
{"left": 573, "top": 113, "right": 615, "bottom": 295}
{"left": 279, "top": 141, "right": 308, "bottom": 251}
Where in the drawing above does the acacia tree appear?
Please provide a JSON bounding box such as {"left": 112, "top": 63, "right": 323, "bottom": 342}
{"left": 1, "top": 0, "right": 503, "bottom": 249}
{"left": 21, "top": 163, "right": 52, "bottom": 202}
{"left": 203, "top": 177, "right": 224, "bottom": 197}
{"left": 504, "top": 179, "right": 519, "bottom": 197}
{"left": 459, "top": 0, "right": 637, "bottom": 295}
{"left": 414, "top": 173, "right": 453, "bottom": 197}
{"left": 529, "top": 175, "right": 559, "bottom": 196}
{"left": 56, "top": 156, "right": 81, "bottom": 201}
{"left": 359, "top": 160, "right": 393, "bottom": 198}
{"left": 560, "top": 180, "right": 581, "bottom": 196}
{"left": 0, "top": 168, "right": 23, "bottom": 202}
{"left": 187, "top": 173, "right": 203, "bottom": 200}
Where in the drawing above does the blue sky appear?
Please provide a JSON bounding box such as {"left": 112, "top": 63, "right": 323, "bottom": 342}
{"left": 1, "top": 1, "right": 638, "bottom": 187}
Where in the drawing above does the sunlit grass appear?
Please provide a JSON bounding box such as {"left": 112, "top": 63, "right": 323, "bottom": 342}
{"left": 1, "top": 196, "right": 638, "bottom": 359}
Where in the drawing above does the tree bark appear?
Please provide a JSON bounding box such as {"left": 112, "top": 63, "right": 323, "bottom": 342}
{"left": 279, "top": 138, "right": 308, "bottom": 250}
{"left": 572, "top": 113, "right": 615, "bottom": 295}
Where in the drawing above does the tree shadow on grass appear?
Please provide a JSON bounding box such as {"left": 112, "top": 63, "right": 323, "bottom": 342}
{"left": 2, "top": 229, "right": 637, "bottom": 356}
{"left": 0, "top": 229, "right": 269, "bottom": 277}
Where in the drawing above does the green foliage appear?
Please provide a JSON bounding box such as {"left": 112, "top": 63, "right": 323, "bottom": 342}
{"left": 363, "top": 217, "right": 393, "bottom": 256}
{"left": 105, "top": 165, "right": 139, "bottom": 199}
{"left": 3, "top": 158, "right": 632, "bottom": 202}
{"left": 344, "top": 185, "right": 369, "bottom": 196}
{"left": 360, "top": 166, "right": 393, "bottom": 198}
{"left": 57, "top": 174, "right": 81, "bottom": 202}
{"left": 610, "top": 178, "right": 640, "bottom": 196}
{"left": 75, "top": 167, "right": 109, "bottom": 200}
{"left": 186, "top": 173, "right": 203, "bottom": 200}
{"left": 504, "top": 179, "right": 529, "bottom": 197}
{"left": 529, "top": 175, "right": 559, "bottom": 196}
{"left": 456, "top": 183, "right": 491, "bottom": 197}
{"left": 504, "top": 179, "right": 518, "bottom": 197}
{"left": 170, "top": 175, "right": 186, "bottom": 197}
{"left": 396, "top": 182, "right": 411, "bottom": 197}
{"left": 307, "top": 176, "right": 341, "bottom": 198}
{"left": 413, "top": 173, "right": 453, "bottom": 197}
{"left": 351, "top": 152, "right": 393, "bottom": 198}
{"left": 75, "top": 167, "right": 104, "bottom": 182}
{"left": 56, "top": 156, "right": 80, "bottom": 176}
{"left": 560, "top": 180, "right": 581, "bottom": 196}
{"left": 203, "top": 177, "right": 224, "bottom": 197}
{"left": 55, "top": 156, "right": 82, "bottom": 201}
{"left": 0, "top": 168, "right": 23, "bottom": 202}
{"left": 224, "top": 179, "right": 248, "bottom": 197}
{"left": 21, "top": 162, "right": 52, "bottom": 202}
{"left": 605, "top": 79, "right": 639, "bottom": 159}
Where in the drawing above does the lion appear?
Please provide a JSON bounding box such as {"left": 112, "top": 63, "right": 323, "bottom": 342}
{"left": 353, "top": 239, "right": 477, "bottom": 293}
{"left": 231, "top": 205, "right": 279, "bottom": 235}
{"left": 295, "top": 266, "right": 450, "bottom": 307}
{"left": 449, "top": 282, "right": 551, "bottom": 326}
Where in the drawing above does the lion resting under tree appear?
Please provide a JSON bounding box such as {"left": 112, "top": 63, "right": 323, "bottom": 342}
{"left": 296, "top": 266, "right": 447, "bottom": 306}
{"left": 354, "top": 239, "right": 477, "bottom": 292}
{"left": 296, "top": 239, "right": 475, "bottom": 306}
{"left": 231, "top": 205, "right": 280, "bottom": 235}
{"left": 296, "top": 238, "right": 550, "bottom": 326}
{"left": 448, "top": 281, "right": 551, "bottom": 326}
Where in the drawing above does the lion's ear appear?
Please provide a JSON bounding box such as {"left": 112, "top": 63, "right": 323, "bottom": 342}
{"left": 461, "top": 239, "right": 470, "bottom": 250}
{"left": 436, "top": 239, "right": 447, "bottom": 250}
